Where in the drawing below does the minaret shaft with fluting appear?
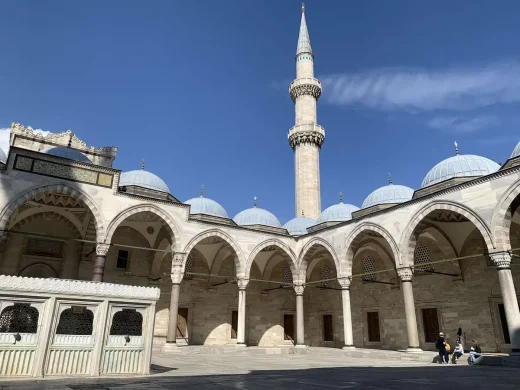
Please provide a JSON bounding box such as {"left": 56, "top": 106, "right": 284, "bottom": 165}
{"left": 288, "top": 5, "right": 324, "bottom": 219}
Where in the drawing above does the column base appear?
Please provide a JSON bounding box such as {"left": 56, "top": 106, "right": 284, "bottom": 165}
{"left": 235, "top": 343, "right": 247, "bottom": 348}
{"left": 161, "top": 342, "right": 181, "bottom": 354}
{"left": 406, "top": 347, "right": 423, "bottom": 353}
{"left": 295, "top": 344, "right": 307, "bottom": 349}
{"left": 510, "top": 349, "right": 520, "bottom": 356}
{"left": 342, "top": 345, "right": 356, "bottom": 350}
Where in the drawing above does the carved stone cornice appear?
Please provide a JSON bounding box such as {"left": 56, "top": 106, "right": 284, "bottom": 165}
{"left": 397, "top": 267, "right": 413, "bottom": 282}
{"left": 337, "top": 277, "right": 351, "bottom": 290}
{"left": 237, "top": 278, "right": 249, "bottom": 290}
{"left": 0, "top": 275, "right": 160, "bottom": 300}
{"left": 489, "top": 252, "right": 512, "bottom": 270}
{"left": 289, "top": 78, "right": 322, "bottom": 102}
{"left": 96, "top": 243, "right": 110, "bottom": 257}
{"left": 288, "top": 124, "right": 325, "bottom": 149}
{"left": 294, "top": 284, "right": 305, "bottom": 296}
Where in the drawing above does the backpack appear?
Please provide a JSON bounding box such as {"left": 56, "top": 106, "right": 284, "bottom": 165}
{"left": 445, "top": 343, "right": 451, "bottom": 352}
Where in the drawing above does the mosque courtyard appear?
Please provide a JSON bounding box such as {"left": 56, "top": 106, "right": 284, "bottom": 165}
{"left": 1, "top": 350, "right": 519, "bottom": 389}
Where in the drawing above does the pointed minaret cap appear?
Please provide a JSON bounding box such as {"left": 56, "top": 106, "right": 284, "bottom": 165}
{"left": 296, "top": 3, "right": 312, "bottom": 56}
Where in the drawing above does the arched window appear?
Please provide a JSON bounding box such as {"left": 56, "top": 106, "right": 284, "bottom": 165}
{"left": 184, "top": 254, "right": 194, "bottom": 280}
{"left": 320, "top": 264, "right": 331, "bottom": 287}
{"left": 283, "top": 265, "right": 293, "bottom": 285}
{"left": 414, "top": 244, "right": 433, "bottom": 274}
{"left": 110, "top": 309, "right": 143, "bottom": 336}
{"left": 0, "top": 304, "right": 39, "bottom": 333}
{"left": 56, "top": 307, "right": 94, "bottom": 335}
{"left": 363, "top": 256, "right": 376, "bottom": 282}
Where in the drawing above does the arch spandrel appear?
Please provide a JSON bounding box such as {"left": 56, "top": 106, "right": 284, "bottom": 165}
{"left": 0, "top": 183, "right": 106, "bottom": 241}
{"left": 182, "top": 229, "right": 246, "bottom": 276}
{"left": 492, "top": 176, "right": 520, "bottom": 251}
{"left": 399, "top": 200, "right": 495, "bottom": 267}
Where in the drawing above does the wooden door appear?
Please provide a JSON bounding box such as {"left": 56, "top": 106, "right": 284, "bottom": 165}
{"left": 284, "top": 314, "right": 294, "bottom": 342}
{"left": 176, "top": 308, "right": 188, "bottom": 339}
{"left": 366, "top": 312, "right": 381, "bottom": 342}
{"left": 421, "top": 308, "right": 439, "bottom": 343}
{"left": 323, "top": 314, "right": 334, "bottom": 342}
{"left": 231, "top": 310, "right": 238, "bottom": 339}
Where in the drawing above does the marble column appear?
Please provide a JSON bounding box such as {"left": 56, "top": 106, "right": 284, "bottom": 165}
{"left": 398, "top": 267, "right": 421, "bottom": 352}
{"left": 294, "top": 284, "right": 306, "bottom": 347}
{"left": 61, "top": 240, "right": 80, "bottom": 279}
{"left": 162, "top": 252, "right": 185, "bottom": 353}
{"left": 490, "top": 252, "right": 520, "bottom": 354}
{"left": 92, "top": 243, "right": 109, "bottom": 282}
{"left": 237, "top": 278, "right": 249, "bottom": 346}
{"left": 338, "top": 277, "right": 355, "bottom": 349}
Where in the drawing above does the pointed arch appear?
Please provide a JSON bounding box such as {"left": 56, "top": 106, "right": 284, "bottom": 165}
{"left": 245, "top": 239, "right": 298, "bottom": 280}
{"left": 297, "top": 237, "right": 340, "bottom": 277}
{"left": 0, "top": 183, "right": 105, "bottom": 241}
{"left": 344, "top": 222, "right": 400, "bottom": 274}
{"left": 104, "top": 204, "right": 180, "bottom": 250}
{"left": 399, "top": 200, "right": 494, "bottom": 267}
{"left": 182, "top": 229, "right": 245, "bottom": 276}
{"left": 492, "top": 177, "right": 520, "bottom": 251}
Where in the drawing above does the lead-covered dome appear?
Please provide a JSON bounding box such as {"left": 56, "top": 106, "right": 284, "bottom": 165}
{"left": 316, "top": 200, "right": 359, "bottom": 224}
{"left": 42, "top": 146, "right": 91, "bottom": 163}
{"left": 0, "top": 148, "right": 7, "bottom": 164}
{"left": 119, "top": 170, "right": 170, "bottom": 193}
{"left": 511, "top": 142, "right": 520, "bottom": 158}
{"left": 421, "top": 154, "right": 500, "bottom": 188}
{"left": 185, "top": 196, "right": 228, "bottom": 218}
{"left": 233, "top": 200, "right": 281, "bottom": 228}
{"left": 362, "top": 180, "right": 414, "bottom": 209}
{"left": 283, "top": 216, "right": 315, "bottom": 235}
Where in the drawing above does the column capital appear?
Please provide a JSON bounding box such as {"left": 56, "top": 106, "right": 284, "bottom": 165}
{"left": 96, "top": 243, "right": 110, "bottom": 257}
{"left": 337, "top": 277, "right": 351, "bottom": 290}
{"left": 294, "top": 284, "right": 305, "bottom": 296}
{"left": 237, "top": 278, "right": 249, "bottom": 290}
{"left": 489, "top": 252, "right": 512, "bottom": 270}
{"left": 171, "top": 252, "right": 186, "bottom": 284}
{"left": 397, "top": 267, "right": 413, "bottom": 282}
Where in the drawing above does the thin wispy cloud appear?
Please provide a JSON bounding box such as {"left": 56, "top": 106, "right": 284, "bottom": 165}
{"left": 320, "top": 62, "right": 520, "bottom": 112}
{"left": 0, "top": 127, "right": 51, "bottom": 154}
{"left": 427, "top": 115, "right": 500, "bottom": 133}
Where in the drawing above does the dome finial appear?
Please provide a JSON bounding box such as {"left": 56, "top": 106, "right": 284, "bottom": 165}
{"left": 253, "top": 196, "right": 257, "bottom": 208}
{"left": 302, "top": 2, "right": 305, "bottom": 13}
{"left": 454, "top": 141, "right": 459, "bottom": 156}
{"left": 388, "top": 172, "right": 393, "bottom": 185}
{"left": 141, "top": 158, "right": 145, "bottom": 170}
{"left": 339, "top": 191, "right": 343, "bottom": 204}
{"left": 200, "top": 184, "right": 204, "bottom": 198}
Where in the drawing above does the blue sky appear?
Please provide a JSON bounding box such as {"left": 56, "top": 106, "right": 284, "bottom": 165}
{"left": 1, "top": 0, "right": 519, "bottom": 225}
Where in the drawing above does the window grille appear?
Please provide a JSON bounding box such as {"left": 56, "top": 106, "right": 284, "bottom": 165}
{"left": 320, "top": 264, "right": 331, "bottom": 287}
{"left": 363, "top": 256, "right": 376, "bottom": 282}
{"left": 109, "top": 309, "right": 143, "bottom": 336}
{"left": 0, "top": 304, "right": 39, "bottom": 333}
{"left": 56, "top": 307, "right": 94, "bottom": 335}
{"left": 283, "top": 265, "right": 293, "bottom": 285}
{"left": 414, "top": 244, "right": 433, "bottom": 274}
{"left": 184, "top": 254, "right": 194, "bottom": 279}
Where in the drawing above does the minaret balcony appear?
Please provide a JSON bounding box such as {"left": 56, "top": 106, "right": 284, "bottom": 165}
{"left": 288, "top": 124, "right": 325, "bottom": 149}
{"left": 289, "top": 78, "right": 322, "bottom": 102}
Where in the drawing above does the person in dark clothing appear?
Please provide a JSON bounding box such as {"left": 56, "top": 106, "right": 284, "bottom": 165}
{"left": 472, "top": 340, "right": 482, "bottom": 354}
{"left": 435, "top": 332, "right": 449, "bottom": 364}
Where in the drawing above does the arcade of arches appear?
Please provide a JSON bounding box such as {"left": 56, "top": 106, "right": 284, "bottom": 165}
{"left": 1, "top": 188, "right": 520, "bottom": 355}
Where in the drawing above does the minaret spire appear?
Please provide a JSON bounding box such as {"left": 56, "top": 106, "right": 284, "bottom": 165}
{"left": 289, "top": 4, "right": 324, "bottom": 219}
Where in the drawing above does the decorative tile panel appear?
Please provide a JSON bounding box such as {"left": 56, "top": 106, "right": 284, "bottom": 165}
{"left": 14, "top": 156, "right": 32, "bottom": 171}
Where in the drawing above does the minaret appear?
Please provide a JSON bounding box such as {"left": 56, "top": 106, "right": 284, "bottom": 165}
{"left": 288, "top": 4, "right": 324, "bottom": 219}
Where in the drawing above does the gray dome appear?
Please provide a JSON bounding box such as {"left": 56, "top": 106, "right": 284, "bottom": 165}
{"left": 42, "top": 146, "right": 90, "bottom": 163}
{"left": 283, "top": 217, "right": 315, "bottom": 236}
{"left": 512, "top": 142, "right": 520, "bottom": 158}
{"left": 0, "top": 148, "right": 6, "bottom": 164}
{"left": 185, "top": 196, "right": 228, "bottom": 218}
{"left": 421, "top": 155, "right": 500, "bottom": 188}
{"left": 362, "top": 184, "right": 414, "bottom": 208}
{"left": 316, "top": 202, "right": 359, "bottom": 224}
{"left": 233, "top": 207, "right": 281, "bottom": 228}
{"left": 119, "top": 170, "right": 170, "bottom": 193}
